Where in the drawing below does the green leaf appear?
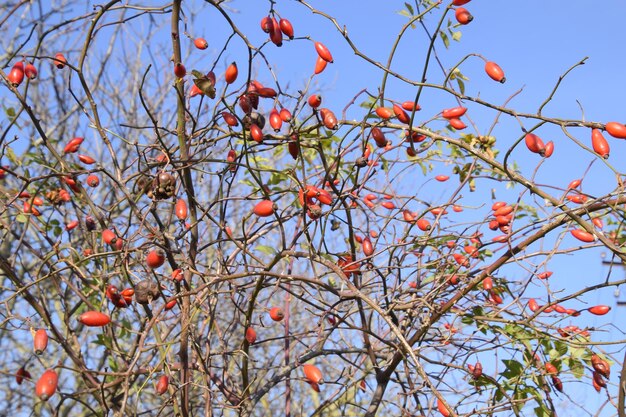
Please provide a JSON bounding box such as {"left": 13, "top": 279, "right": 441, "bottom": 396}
{"left": 468, "top": 178, "right": 476, "bottom": 192}
{"left": 548, "top": 349, "right": 560, "bottom": 361}
{"left": 456, "top": 78, "right": 465, "bottom": 95}
{"left": 273, "top": 143, "right": 285, "bottom": 159}
{"left": 15, "top": 214, "right": 28, "bottom": 223}
{"left": 301, "top": 131, "right": 319, "bottom": 140}
{"left": 534, "top": 404, "right": 551, "bottom": 417}
{"left": 93, "top": 333, "right": 113, "bottom": 349}
{"left": 404, "top": 2, "right": 414, "bottom": 14}
{"left": 420, "top": 161, "right": 428, "bottom": 176}
{"left": 569, "top": 357, "right": 585, "bottom": 379}
{"left": 451, "top": 30, "right": 462, "bottom": 42}
{"left": 512, "top": 389, "right": 529, "bottom": 413}
{"left": 239, "top": 178, "right": 255, "bottom": 188}
{"left": 439, "top": 30, "right": 450, "bottom": 49}
{"left": 256, "top": 245, "right": 277, "bottom": 255}
{"left": 6, "top": 146, "right": 19, "bottom": 166}
{"left": 191, "top": 70, "right": 216, "bottom": 99}
{"left": 471, "top": 306, "right": 484, "bottom": 316}
{"left": 553, "top": 339, "right": 568, "bottom": 357}
{"left": 118, "top": 324, "right": 129, "bottom": 339}
{"left": 569, "top": 346, "right": 585, "bottom": 360}
{"left": 108, "top": 356, "right": 119, "bottom": 372}
{"left": 380, "top": 156, "right": 389, "bottom": 172}
{"left": 501, "top": 359, "right": 523, "bottom": 379}
{"left": 267, "top": 172, "right": 287, "bottom": 186}
{"left": 461, "top": 306, "right": 484, "bottom": 324}
{"left": 421, "top": 275, "right": 434, "bottom": 285}
{"left": 451, "top": 68, "right": 469, "bottom": 81}
{"left": 359, "top": 97, "right": 377, "bottom": 109}
{"left": 529, "top": 386, "right": 548, "bottom": 406}
{"left": 494, "top": 386, "right": 504, "bottom": 402}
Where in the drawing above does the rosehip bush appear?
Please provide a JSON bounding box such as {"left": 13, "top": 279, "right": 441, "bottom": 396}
{"left": 1, "top": 1, "right": 626, "bottom": 416}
